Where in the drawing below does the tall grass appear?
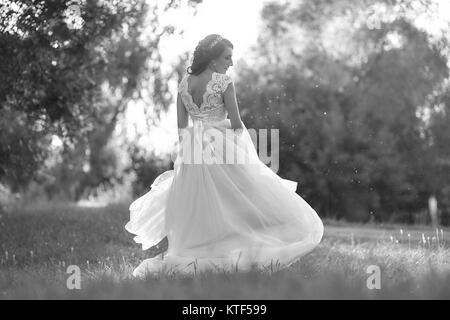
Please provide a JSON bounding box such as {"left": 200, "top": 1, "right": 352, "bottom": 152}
{"left": 0, "top": 202, "right": 449, "bottom": 299}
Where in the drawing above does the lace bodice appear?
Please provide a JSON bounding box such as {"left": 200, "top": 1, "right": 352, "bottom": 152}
{"left": 178, "top": 72, "right": 233, "bottom": 123}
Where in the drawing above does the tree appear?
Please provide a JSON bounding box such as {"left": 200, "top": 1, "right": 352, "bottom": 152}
{"left": 236, "top": 0, "right": 449, "bottom": 223}
{"left": 0, "top": 0, "right": 202, "bottom": 197}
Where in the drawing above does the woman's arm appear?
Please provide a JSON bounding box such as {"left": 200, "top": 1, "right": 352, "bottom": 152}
{"left": 223, "top": 81, "right": 243, "bottom": 131}
{"left": 177, "top": 92, "right": 188, "bottom": 142}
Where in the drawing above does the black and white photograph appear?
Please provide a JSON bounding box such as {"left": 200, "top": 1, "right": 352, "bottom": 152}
{"left": 0, "top": 0, "right": 449, "bottom": 303}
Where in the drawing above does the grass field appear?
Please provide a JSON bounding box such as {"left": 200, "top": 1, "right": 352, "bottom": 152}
{"left": 0, "top": 202, "right": 449, "bottom": 299}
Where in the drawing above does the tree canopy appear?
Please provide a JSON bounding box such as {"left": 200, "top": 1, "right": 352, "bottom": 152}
{"left": 236, "top": 0, "right": 450, "bottom": 224}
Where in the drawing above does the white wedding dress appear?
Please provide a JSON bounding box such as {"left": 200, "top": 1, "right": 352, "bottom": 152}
{"left": 125, "top": 71, "right": 324, "bottom": 277}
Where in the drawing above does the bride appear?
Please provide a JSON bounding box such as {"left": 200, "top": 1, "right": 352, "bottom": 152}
{"left": 125, "top": 34, "right": 324, "bottom": 277}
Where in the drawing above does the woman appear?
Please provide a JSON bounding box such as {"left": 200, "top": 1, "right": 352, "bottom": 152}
{"left": 125, "top": 34, "right": 323, "bottom": 277}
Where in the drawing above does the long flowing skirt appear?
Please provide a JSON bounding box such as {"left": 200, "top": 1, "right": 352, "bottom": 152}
{"left": 125, "top": 118, "right": 323, "bottom": 277}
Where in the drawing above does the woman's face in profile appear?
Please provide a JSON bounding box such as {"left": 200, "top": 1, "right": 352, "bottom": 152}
{"left": 213, "top": 46, "right": 234, "bottom": 74}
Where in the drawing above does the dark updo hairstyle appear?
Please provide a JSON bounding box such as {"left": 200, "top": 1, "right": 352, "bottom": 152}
{"left": 187, "top": 34, "right": 233, "bottom": 76}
